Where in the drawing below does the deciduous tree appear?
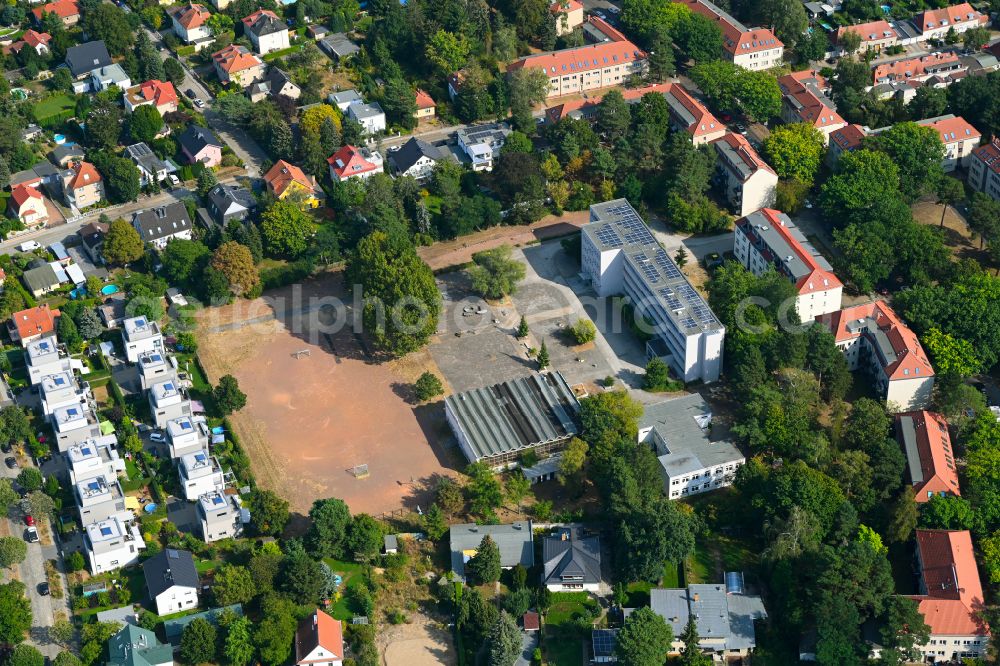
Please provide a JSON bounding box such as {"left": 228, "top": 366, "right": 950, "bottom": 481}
{"left": 615, "top": 607, "right": 673, "bottom": 666}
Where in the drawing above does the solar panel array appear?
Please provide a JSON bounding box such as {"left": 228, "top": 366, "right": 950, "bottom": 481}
{"left": 654, "top": 247, "right": 682, "bottom": 279}
{"left": 592, "top": 630, "right": 618, "bottom": 657}
{"left": 595, "top": 225, "right": 623, "bottom": 248}
{"left": 659, "top": 288, "right": 683, "bottom": 311}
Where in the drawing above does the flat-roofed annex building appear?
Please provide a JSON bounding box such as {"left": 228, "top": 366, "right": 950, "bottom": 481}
{"left": 445, "top": 372, "right": 580, "bottom": 468}
{"left": 734, "top": 208, "right": 843, "bottom": 322}
{"left": 581, "top": 199, "right": 725, "bottom": 383}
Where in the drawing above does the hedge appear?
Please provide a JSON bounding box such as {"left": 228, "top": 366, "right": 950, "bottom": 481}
{"left": 259, "top": 259, "right": 314, "bottom": 291}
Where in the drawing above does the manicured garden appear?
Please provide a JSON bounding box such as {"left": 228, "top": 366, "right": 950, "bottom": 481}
{"left": 543, "top": 592, "right": 600, "bottom": 666}
{"left": 32, "top": 94, "right": 76, "bottom": 126}
{"left": 323, "top": 558, "right": 366, "bottom": 620}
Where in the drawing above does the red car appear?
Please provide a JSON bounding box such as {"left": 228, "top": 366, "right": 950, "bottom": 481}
{"left": 24, "top": 515, "right": 34, "bottom": 526}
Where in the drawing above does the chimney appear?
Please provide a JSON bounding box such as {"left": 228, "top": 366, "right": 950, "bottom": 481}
{"left": 693, "top": 593, "right": 700, "bottom": 602}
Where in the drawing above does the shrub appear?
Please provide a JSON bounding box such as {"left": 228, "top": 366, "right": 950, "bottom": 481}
{"left": 413, "top": 372, "right": 443, "bottom": 402}
{"left": 568, "top": 319, "right": 596, "bottom": 344}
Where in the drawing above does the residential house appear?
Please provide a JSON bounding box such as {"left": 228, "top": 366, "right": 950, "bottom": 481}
{"left": 166, "top": 416, "right": 210, "bottom": 458}
{"left": 22, "top": 262, "right": 61, "bottom": 297}
{"left": 11, "top": 161, "right": 60, "bottom": 188}
{"left": 247, "top": 67, "right": 300, "bottom": 102}
{"left": 66, "top": 435, "right": 124, "bottom": 485}
{"left": 449, "top": 522, "right": 535, "bottom": 583}
{"left": 913, "top": 2, "right": 987, "bottom": 41}
{"left": 9, "top": 183, "right": 48, "bottom": 228}
{"left": 64, "top": 41, "right": 111, "bottom": 92}
{"left": 149, "top": 376, "right": 189, "bottom": 428}
{"left": 25, "top": 338, "right": 71, "bottom": 388}
{"left": 551, "top": 0, "right": 584, "bottom": 36}
{"left": 11, "top": 30, "right": 52, "bottom": 56}
{"left": 98, "top": 294, "right": 126, "bottom": 329}
{"left": 40, "top": 371, "right": 86, "bottom": 415}
{"left": 389, "top": 137, "right": 451, "bottom": 180}
{"left": 327, "top": 145, "right": 384, "bottom": 182}
{"left": 918, "top": 114, "right": 981, "bottom": 171}
{"left": 968, "top": 137, "right": 1000, "bottom": 202}
{"left": 170, "top": 3, "right": 213, "bottom": 49}
{"left": 734, "top": 208, "right": 843, "bottom": 322}
{"left": 20, "top": 125, "right": 43, "bottom": 143}
{"left": 206, "top": 183, "right": 256, "bottom": 225}
{"left": 242, "top": 9, "right": 289, "bottom": 55}
{"left": 124, "top": 80, "right": 179, "bottom": 115}
{"left": 263, "top": 160, "right": 322, "bottom": 207}
{"left": 541, "top": 527, "right": 601, "bottom": 592}
{"left": 414, "top": 88, "right": 435, "bottom": 121}
{"left": 317, "top": 33, "right": 359, "bottom": 61}
{"left": 178, "top": 125, "right": 223, "bottom": 167}
{"left": 826, "top": 123, "right": 868, "bottom": 168}
{"left": 777, "top": 70, "right": 847, "bottom": 144}
{"left": 307, "top": 24, "right": 329, "bottom": 40}
{"left": 31, "top": 0, "right": 79, "bottom": 26}
{"left": 677, "top": 0, "right": 783, "bottom": 70}
{"left": 445, "top": 373, "right": 580, "bottom": 467}
{"left": 75, "top": 475, "right": 126, "bottom": 525}
{"left": 8, "top": 304, "right": 59, "bottom": 347}
{"left": 61, "top": 161, "right": 104, "bottom": 209}
{"left": 121, "top": 315, "right": 164, "bottom": 363}
{"left": 651, "top": 574, "right": 767, "bottom": 658}
{"left": 582, "top": 199, "right": 725, "bottom": 383}
{"left": 178, "top": 450, "right": 224, "bottom": 500}
{"left": 52, "top": 399, "right": 102, "bottom": 451}
{"left": 90, "top": 64, "right": 131, "bottom": 93}
{"left": 871, "top": 51, "right": 964, "bottom": 86}
{"left": 327, "top": 89, "right": 361, "bottom": 111}
{"left": 347, "top": 102, "right": 386, "bottom": 135}
{"left": 897, "top": 410, "right": 960, "bottom": 502}
{"left": 212, "top": 44, "right": 266, "bottom": 88}
{"left": 820, "top": 300, "right": 935, "bottom": 411}
{"left": 106, "top": 624, "right": 172, "bottom": 666}
{"left": 447, "top": 69, "right": 468, "bottom": 100}
{"left": 50, "top": 143, "right": 85, "bottom": 168}
{"left": 197, "top": 491, "right": 243, "bottom": 543}
{"left": 85, "top": 516, "right": 146, "bottom": 575}
{"left": 78, "top": 221, "right": 107, "bottom": 264}
{"left": 507, "top": 18, "right": 647, "bottom": 99}
{"left": 125, "top": 143, "right": 170, "bottom": 187}
{"left": 639, "top": 393, "right": 745, "bottom": 499}
{"left": 837, "top": 19, "right": 898, "bottom": 53}
{"left": 142, "top": 549, "right": 199, "bottom": 616}
{"left": 910, "top": 530, "right": 989, "bottom": 661}
{"left": 294, "top": 609, "right": 344, "bottom": 666}
{"left": 132, "top": 202, "right": 193, "bottom": 250}
{"left": 712, "top": 132, "right": 777, "bottom": 216}
{"left": 138, "top": 350, "right": 173, "bottom": 390}
{"left": 456, "top": 123, "right": 510, "bottom": 171}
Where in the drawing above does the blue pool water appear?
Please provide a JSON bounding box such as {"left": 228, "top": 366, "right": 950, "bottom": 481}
{"left": 100, "top": 284, "right": 120, "bottom": 295}
{"left": 53, "top": 134, "right": 66, "bottom": 144}
{"left": 144, "top": 503, "right": 158, "bottom": 514}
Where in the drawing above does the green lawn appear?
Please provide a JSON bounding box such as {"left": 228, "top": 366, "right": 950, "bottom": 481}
{"left": 323, "top": 558, "right": 366, "bottom": 620}
{"left": 543, "top": 592, "right": 599, "bottom": 666}
{"left": 33, "top": 94, "right": 75, "bottom": 119}
{"left": 686, "top": 534, "right": 756, "bottom": 585}
{"left": 624, "top": 561, "right": 681, "bottom": 606}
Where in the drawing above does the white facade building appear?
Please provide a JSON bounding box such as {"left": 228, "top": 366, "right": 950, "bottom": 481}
{"left": 26, "top": 337, "right": 72, "bottom": 385}
{"left": 149, "top": 377, "right": 189, "bottom": 429}
{"left": 456, "top": 124, "right": 510, "bottom": 172}
{"left": 197, "top": 491, "right": 244, "bottom": 543}
{"left": 581, "top": 200, "right": 725, "bottom": 383}
{"left": 40, "top": 371, "right": 86, "bottom": 415}
{"left": 346, "top": 102, "right": 386, "bottom": 135}
{"left": 178, "top": 450, "right": 225, "bottom": 500}
{"left": 166, "top": 416, "right": 210, "bottom": 459}
{"left": 85, "top": 514, "right": 145, "bottom": 574}
{"left": 138, "top": 351, "right": 175, "bottom": 391}
{"left": 713, "top": 133, "right": 778, "bottom": 216}
{"left": 122, "top": 316, "right": 164, "bottom": 363}
{"left": 51, "top": 399, "right": 102, "bottom": 452}
{"left": 75, "top": 474, "right": 126, "bottom": 525}
{"left": 733, "top": 208, "right": 843, "bottom": 323}
{"left": 67, "top": 436, "right": 124, "bottom": 485}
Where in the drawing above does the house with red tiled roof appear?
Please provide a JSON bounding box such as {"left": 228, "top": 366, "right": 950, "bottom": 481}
{"left": 294, "top": 609, "right": 344, "bottom": 666}
{"left": 837, "top": 19, "right": 898, "bottom": 53}
{"left": 734, "top": 208, "right": 842, "bottom": 322}
{"left": 8, "top": 304, "right": 60, "bottom": 346}
{"left": 662, "top": 83, "right": 726, "bottom": 145}
{"left": 61, "top": 162, "right": 104, "bottom": 210}
{"left": 327, "top": 145, "right": 384, "bottom": 182}
{"left": 914, "top": 2, "right": 987, "bottom": 41}
{"left": 263, "top": 160, "right": 322, "bottom": 208}
{"left": 908, "top": 530, "right": 989, "bottom": 661}
{"left": 826, "top": 123, "right": 868, "bottom": 168}
{"left": 897, "top": 410, "right": 959, "bottom": 502}
{"left": 872, "top": 52, "right": 964, "bottom": 86}
{"left": 170, "top": 3, "right": 213, "bottom": 47}
{"left": 31, "top": 0, "right": 79, "bottom": 26}
{"left": 712, "top": 133, "right": 777, "bottom": 216}
{"left": 677, "top": 0, "right": 783, "bottom": 70}
{"left": 507, "top": 17, "right": 647, "bottom": 99}
{"left": 8, "top": 183, "right": 48, "bottom": 228}
{"left": 414, "top": 88, "right": 436, "bottom": 121}
{"left": 124, "top": 80, "right": 179, "bottom": 116}
{"left": 543, "top": 82, "right": 670, "bottom": 123}
{"left": 212, "top": 44, "right": 266, "bottom": 87}
{"left": 917, "top": 114, "right": 981, "bottom": 171}
{"left": 777, "top": 71, "right": 847, "bottom": 145}
{"left": 8, "top": 30, "right": 52, "bottom": 57}
{"left": 551, "top": 0, "right": 583, "bottom": 36}
{"left": 820, "top": 300, "right": 934, "bottom": 411}
{"left": 968, "top": 137, "right": 1000, "bottom": 202}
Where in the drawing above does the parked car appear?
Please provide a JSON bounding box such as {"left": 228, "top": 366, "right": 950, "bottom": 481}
{"left": 149, "top": 432, "right": 166, "bottom": 443}
{"left": 25, "top": 527, "right": 38, "bottom": 543}
{"left": 24, "top": 515, "right": 34, "bottom": 526}
{"left": 185, "top": 89, "right": 197, "bottom": 99}
{"left": 1, "top": 441, "right": 11, "bottom": 453}
{"left": 37, "top": 582, "right": 49, "bottom": 596}
{"left": 194, "top": 99, "right": 205, "bottom": 108}
{"left": 18, "top": 241, "right": 41, "bottom": 252}
{"left": 5, "top": 456, "right": 17, "bottom": 469}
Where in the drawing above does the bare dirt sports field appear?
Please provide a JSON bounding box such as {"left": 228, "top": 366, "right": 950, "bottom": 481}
{"left": 379, "top": 613, "right": 457, "bottom": 666}
{"left": 195, "top": 272, "right": 457, "bottom": 516}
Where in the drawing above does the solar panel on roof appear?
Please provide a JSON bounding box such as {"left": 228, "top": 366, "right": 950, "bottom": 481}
{"left": 212, "top": 495, "right": 224, "bottom": 505}
{"left": 678, "top": 284, "right": 699, "bottom": 301}
{"left": 682, "top": 316, "right": 698, "bottom": 329}
{"left": 100, "top": 526, "right": 112, "bottom": 536}
{"left": 654, "top": 249, "right": 682, "bottom": 279}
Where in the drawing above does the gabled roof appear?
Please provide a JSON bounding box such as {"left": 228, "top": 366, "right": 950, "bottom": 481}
{"left": 132, "top": 202, "right": 192, "bottom": 242}
{"left": 125, "top": 143, "right": 168, "bottom": 176}
{"left": 897, "top": 410, "right": 960, "bottom": 501}
{"left": 820, "top": 300, "right": 934, "bottom": 380}
{"left": 11, "top": 183, "right": 43, "bottom": 208}
{"left": 242, "top": 9, "right": 285, "bottom": 36}
{"left": 449, "top": 522, "right": 535, "bottom": 580}
{"left": 391, "top": 137, "right": 447, "bottom": 173}
{"left": 911, "top": 530, "right": 989, "bottom": 636}
{"left": 415, "top": 88, "right": 435, "bottom": 109}
{"left": 64, "top": 40, "right": 111, "bottom": 77}
{"left": 542, "top": 527, "right": 601, "bottom": 586}
{"left": 713, "top": 132, "right": 776, "bottom": 181}
{"left": 22, "top": 30, "right": 51, "bottom": 48}
{"left": 80, "top": 221, "right": 108, "bottom": 251}
{"left": 128, "top": 80, "right": 178, "bottom": 109}
{"left": 178, "top": 125, "right": 222, "bottom": 156}
{"left": 142, "top": 549, "right": 199, "bottom": 599}
{"left": 508, "top": 17, "right": 645, "bottom": 77}
{"left": 23, "top": 263, "right": 60, "bottom": 293}
{"left": 172, "top": 2, "right": 211, "bottom": 29}
{"left": 914, "top": 2, "right": 986, "bottom": 33}
{"left": 778, "top": 71, "right": 845, "bottom": 130}
{"left": 263, "top": 160, "right": 317, "bottom": 197}
{"left": 872, "top": 52, "right": 962, "bottom": 84}
{"left": 108, "top": 624, "right": 174, "bottom": 666}
{"left": 677, "top": 0, "right": 782, "bottom": 56}
{"left": 64, "top": 161, "right": 102, "bottom": 190}
{"left": 32, "top": 0, "right": 79, "bottom": 22}
{"left": 663, "top": 83, "right": 724, "bottom": 140}
{"left": 327, "top": 145, "right": 381, "bottom": 179}
{"left": 212, "top": 44, "right": 263, "bottom": 74}
{"left": 11, "top": 304, "right": 60, "bottom": 339}
{"left": 917, "top": 114, "right": 981, "bottom": 145}
{"left": 972, "top": 137, "right": 1000, "bottom": 176}
{"left": 545, "top": 82, "right": 673, "bottom": 123}
{"left": 836, "top": 19, "right": 897, "bottom": 44}
{"left": 830, "top": 123, "right": 868, "bottom": 152}
{"left": 295, "top": 609, "right": 344, "bottom": 664}
{"left": 550, "top": 0, "right": 583, "bottom": 13}
{"left": 207, "top": 183, "right": 255, "bottom": 216}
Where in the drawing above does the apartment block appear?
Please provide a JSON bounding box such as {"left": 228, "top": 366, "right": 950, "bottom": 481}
{"left": 661, "top": 84, "right": 726, "bottom": 146}
{"left": 913, "top": 3, "right": 988, "bottom": 41}
{"left": 837, "top": 20, "right": 898, "bottom": 53}
{"left": 713, "top": 133, "right": 777, "bottom": 216}
{"left": 677, "top": 0, "right": 782, "bottom": 69}
{"left": 85, "top": 514, "right": 146, "bottom": 574}
{"left": 67, "top": 435, "right": 124, "bottom": 485}
{"left": 897, "top": 410, "right": 960, "bottom": 502}
{"left": 777, "top": 71, "right": 847, "bottom": 145}
{"left": 197, "top": 491, "right": 244, "bottom": 543}
{"left": 122, "top": 316, "right": 163, "bottom": 363}
{"left": 918, "top": 115, "right": 981, "bottom": 171}
{"left": 179, "top": 450, "right": 225, "bottom": 500}
{"left": 581, "top": 200, "right": 724, "bottom": 383}
{"left": 968, "top": 137, "right": 1000, "bottom": 202}
{"left": 733, "top": 209, "right": 843, "bottom": 322}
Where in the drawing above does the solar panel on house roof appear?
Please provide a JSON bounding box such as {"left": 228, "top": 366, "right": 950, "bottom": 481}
{"left": 180, "top": 421, "right": 192, "bottom": 430}
{"left": 654, "top": 248, "right": 682, "bottom": 279}
{"left": 195, "top": 453, "right": 206, "bottom": 462}
{"left": 81, "top": 446, "right": 92, "bottom": 455}
{"left": 54, "top": 377, "right": 65, "bottom": 385}
{"left": 67, "top": 408, "right": 79, "bottom": 416}
{"left": 682, "top": 316, "right": 698, "bottom": 329}
{"left": 593, "top": 630, "right": 617, "bottom": 656}
{"left": 212, "top": 495, "right": 224, "bottom": 505}
{"left": 100, "top": 526, "right": 112, "bottom": 536}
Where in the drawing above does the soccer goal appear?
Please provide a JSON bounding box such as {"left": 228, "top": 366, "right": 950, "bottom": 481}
{"left": 291, "top": 349, "right": 311, "bottom": 359}
{"left": 350, "top": 463, "right": 370, "bottom": 479}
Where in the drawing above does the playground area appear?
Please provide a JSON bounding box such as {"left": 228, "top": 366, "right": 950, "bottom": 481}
{"left": 195, "top": 272, "right": 456, "bottom": 516}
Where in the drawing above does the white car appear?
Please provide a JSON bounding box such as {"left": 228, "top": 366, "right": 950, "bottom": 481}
{"left": 194, "top": 99, "right": 205, "bottom": 109}
{"left": 18, "top": 240, "right": 41, "bottom": 252}
{"left": 168, "top": 174, "right": 180, "bottom": 187}
{"left": 149, "top": 432, "right": 166, "bottom": 443}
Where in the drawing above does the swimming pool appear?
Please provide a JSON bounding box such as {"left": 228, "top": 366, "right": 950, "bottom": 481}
{"left": 54, "top": 134, "right": 66, "bottom": 144}
{"left": 100, "top": 284, "right": 120, "bottom": 295}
